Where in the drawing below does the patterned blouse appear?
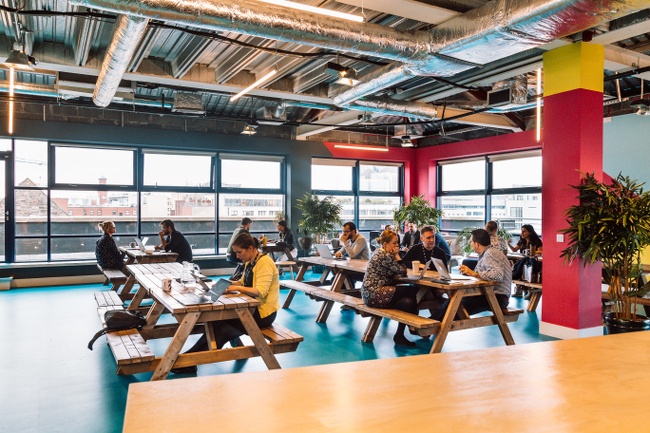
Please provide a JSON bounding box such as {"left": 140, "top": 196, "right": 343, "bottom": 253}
{"left": 362, "top": 247, "right": 407, "bottom": 308}
{"left": 95, "top": 234, "right": 124, "bottom": 270}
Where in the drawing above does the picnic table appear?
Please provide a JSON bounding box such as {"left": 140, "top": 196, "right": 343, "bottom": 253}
{"left": 283, "top": 256, "right": 521, "bottom": 353}
{"left": 105, "top": 262, "right": 300, "bottom": 380}
{"left": 116, "top": 247, "right": 179, "bottom": 300}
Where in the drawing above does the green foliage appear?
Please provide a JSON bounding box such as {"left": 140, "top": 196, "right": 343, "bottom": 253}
{"left": 560, "top": 172, "right": 650, "bottom": 319}
{"left": 393, "top": 195, "right": 443, "bottom": 231}
{"left": 296, "top": 193, "right": 342, "bottom": 243}
{"left": 456, "top": 226, "right": 478, "bottom": 255}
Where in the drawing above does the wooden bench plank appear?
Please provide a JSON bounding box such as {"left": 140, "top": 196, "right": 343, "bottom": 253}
{"left": 260, "top": 323, "right": 304, "bottom": 354}
{"left": 513, "top": 280, "right": 543, "bottom": 312}
{"left": 281, "top": 279, "right": 326, "bottom": 309}
{"left": 106, "top": 329, "right": 155, "bottom": 366}
{"left": 94, "top": 291, "right": 124, "bottom": 308}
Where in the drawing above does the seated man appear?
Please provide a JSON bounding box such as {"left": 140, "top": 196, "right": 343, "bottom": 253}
{"left": 334, "top": 221, "right": 370, "bottom": 260}
{"left": 227, "top": 217, "right": 253, "bottom": 264}
{"left": 430, "top": 229, "right": 512, "bottom": 320}
{"left": 155, "top": 219, "right": 193, "bottom": 263}
{"left": 400, "top": 222, "right": 420, "bottom": 251}
{"left": 401, "top": 225, "right": 449, "bottom": 269}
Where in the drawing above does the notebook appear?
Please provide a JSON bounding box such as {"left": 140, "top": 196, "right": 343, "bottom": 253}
{"left": 134, "top": 236, "right": 149, "bottom": 251}
{"left": 315, "top": 244, "right": 345, "bottom": 260}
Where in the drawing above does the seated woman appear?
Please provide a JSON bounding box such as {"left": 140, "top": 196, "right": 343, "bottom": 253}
{"left": 95, "top": 221, "right": 125, "bottom": 271}
{"left": 362, "top": 230, "right": 418, "bottom": 347}
{"left": 508, "top": 224, "right": 543, "bottom": 254}
{"left": 174, "top": 232, "right": 279, "bottom": 374}
{"left": 275, "top": 220, "right": 297, "bottom": 262}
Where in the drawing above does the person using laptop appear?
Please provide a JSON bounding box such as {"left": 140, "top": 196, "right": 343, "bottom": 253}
{"left": 95, "top": 221, "right": 126, "bottom": 271}
{"left": 334, "top": 221, "right": 369, "bottom": 260}
{"left": 401, "top": 226, "right": 449, "bottom": 270}
{"left": 173, "top": 233, "right": 279, "bottom": 374}
{"left": 362, "top": 230, "right": 418, "bottom": 347}
{"left": 155, "top": 219, "right": 193, "bottom": 263}
{"left": 430, "top": 229, "right": 512, "bottom": 321}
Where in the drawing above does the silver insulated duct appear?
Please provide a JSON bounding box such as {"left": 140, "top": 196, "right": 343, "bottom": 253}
{"left": 93, "top": 14, "right": 148, "bottom": 107}
{"left": 69, "top": 0, "right": 648, "bottom": 110}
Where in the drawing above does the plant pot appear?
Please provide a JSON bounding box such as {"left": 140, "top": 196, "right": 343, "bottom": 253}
{"left": 604, "top": 312, "right": 650, "bottom": 334}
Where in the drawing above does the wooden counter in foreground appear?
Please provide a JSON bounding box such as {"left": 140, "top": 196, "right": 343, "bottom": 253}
{"left": 124, "top": 332, "right": 650, "bottom": 432}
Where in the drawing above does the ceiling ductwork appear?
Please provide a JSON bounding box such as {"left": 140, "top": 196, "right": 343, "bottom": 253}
{"left": 92, "top": 14, "right": 148, "bottom": 107}
{"left": 69, "top": 0, "right": 648, "bottom": 119}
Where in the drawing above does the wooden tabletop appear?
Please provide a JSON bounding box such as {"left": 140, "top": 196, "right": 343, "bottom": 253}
{"left": 120, "top": 247, "right": 178, "bottom": 263}
{"left": 124, "top": 332, "right": 650, "bottom": 432}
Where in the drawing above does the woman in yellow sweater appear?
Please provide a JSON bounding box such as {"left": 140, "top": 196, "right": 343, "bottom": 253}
{"left": 172, "top": 232, "right": 279, "bottom": 374}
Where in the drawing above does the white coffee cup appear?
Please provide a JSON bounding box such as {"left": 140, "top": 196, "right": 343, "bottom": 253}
{"left": 411, "top": 260, "right": 421, "bottom": 273}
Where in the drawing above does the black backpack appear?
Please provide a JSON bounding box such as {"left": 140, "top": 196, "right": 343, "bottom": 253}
{"left": 87, "top": 309, "right": 147, "bottom": 350}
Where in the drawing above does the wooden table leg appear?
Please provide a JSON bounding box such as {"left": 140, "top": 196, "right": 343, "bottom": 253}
{"left": 126, "top": 280, "right": 147, "bottom": 311}
{"left": 151, "top": 311, "right": 201, "bottom": 381}
{"left": 236, "top": 309, "right": 281, "bottom": 370}
{"left": 315, "top": 270, "right": 346, "bottom": 323}
{"left": 282, "top": 264, "right": 309, "bottom": 309}
{"left": 430, "top": 290, "right": 465, "bottom": 354}
{"left": 483, "top": 287, "right": 516, "bottom": 346}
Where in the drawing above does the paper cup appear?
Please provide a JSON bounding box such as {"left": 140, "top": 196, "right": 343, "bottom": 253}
{"left": 411, "top": 260, "right": 421, "bottom": 273}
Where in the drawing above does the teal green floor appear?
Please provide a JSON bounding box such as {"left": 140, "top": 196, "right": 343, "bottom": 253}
{"left": 0, "top": 273, "right": 557, "bottom": 433}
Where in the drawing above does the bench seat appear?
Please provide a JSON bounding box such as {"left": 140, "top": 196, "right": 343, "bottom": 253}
{"left": 106, "top": 328, "right": 155, "bottom": 366}
{"left": 281, "top": 279, "right": 326, "bottom": 308}
{"left": 282, "top": 279, "right": 522, "bottom": 343}
{"left": 260, "top": 323, "right": 303, "bottom": 354}
{"left": 94, "top": 291, "right": 124, "bottom": 308}
{"left": 512, "top": 279, "right": 543, "bottom": 312}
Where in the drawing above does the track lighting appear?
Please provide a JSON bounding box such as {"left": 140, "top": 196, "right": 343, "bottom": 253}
{"left": 400, "top": 136, "right": 415, "bottom": 147}
{"left": 324, "top": 62, "right": 359, "bottom": 86}
{"left": 241, "top": 121, "right": 259, "bottom": 135}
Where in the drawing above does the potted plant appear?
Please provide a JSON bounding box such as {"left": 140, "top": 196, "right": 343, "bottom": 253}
{"left": 393, "top": 195, "right": 443, "bottom": 232}
{"left": 561, "top": 172, "right": 650, "bottom": 332}
{"left": 295, "top": 193, "right": 342, "bottom": 252}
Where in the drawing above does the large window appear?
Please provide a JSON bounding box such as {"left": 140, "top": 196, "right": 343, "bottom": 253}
{"left": 312, "top": 159, "right": 403, "bottom": 237}
{"left": 217, "top": 155, "right": 285, "bottom": 253}
{"left": 3, "top": 140, "right": 286, "bottom": 262}
{"left": 438, "top": 151, "right": 542, "bottom": 237}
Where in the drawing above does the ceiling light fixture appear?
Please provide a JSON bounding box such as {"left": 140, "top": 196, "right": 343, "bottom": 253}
{"left": 230, "top": 69, "right": 277, "bottom": 102}
{"left": 333, "top": 144, "right": 389, "bottom": 152}
{"left": 358, "top": 112, "right": 374, "bottom": 125}
{"left": 324, "top": 62, "right": 360, "bottom": 86}
{"left": 241, "top": 122, "right": 259, "bottom": 135}
{"left": 258, "top": 0, "right": 364, "bottom": 22}
{"left": 400, "top": 136, "right": 415, "bottom": 147}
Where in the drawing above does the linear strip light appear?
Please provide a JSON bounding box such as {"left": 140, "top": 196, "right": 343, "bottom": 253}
{"left": 258, "top": 0, "right": 364, "bottom": 22}
{"left": 333, "top": 144, "right": 389, "bottom": 152}
{"left": 536, "top": 68, "right": 542, "bottom": 142}
{"left": 230, "top": 69, "right": 277, "bottom": 102}
{"left": 8, "top": 66, "right": 14, "bottom": 135}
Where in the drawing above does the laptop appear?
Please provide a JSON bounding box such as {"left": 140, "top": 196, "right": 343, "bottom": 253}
{"left": 315, "top": 244, "right": 345, "bottom": 260}
{"left": 134, "top": 236, "right": 149, "bottom": 251}
{"left": 201, "top": 278, "right": 231, "bottom": 302}
{"left": 430, "top": 258, "right": 474, "bottom": 281}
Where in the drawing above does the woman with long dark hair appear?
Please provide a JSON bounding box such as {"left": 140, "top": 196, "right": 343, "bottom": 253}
{"left": 509, "top": 224, "right": 543, "bottom": 254}
{"left": 362, "top": 230, "right": 418, "bottom": 347}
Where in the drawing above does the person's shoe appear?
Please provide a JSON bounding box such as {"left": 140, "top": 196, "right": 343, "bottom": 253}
{"left": 524, "top": 291, "right": 532, "bottom": 300}
{"left": 393, "top": 334, "right": 416, "bottom": 347}
{"left": 171, "top": 365, "right": 197, "bottom": 374}
{"left": 513, "top": 286, "right": 523, "bottom": 298}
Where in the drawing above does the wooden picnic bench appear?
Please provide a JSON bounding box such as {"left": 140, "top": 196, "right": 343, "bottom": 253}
{"left": 512, "top": 279, "right": 542, "bottom": 312}
{"left": 97, "top": 264, "right": 129, "bottom": 298}
{"left": 281, "top": 280, "right": 523, "bottom": 345}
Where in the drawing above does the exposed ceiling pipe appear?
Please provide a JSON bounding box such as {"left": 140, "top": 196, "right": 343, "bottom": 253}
{"left": 92, "top": 14, "right": 149, "bottom": 107}
{"left": 350, "top": 98, "right": 438, "bottom": 119}
{"left": 69, "top": 0, "right": 647, "bottom": 114}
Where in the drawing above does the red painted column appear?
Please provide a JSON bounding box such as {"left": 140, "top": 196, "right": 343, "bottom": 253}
{"left": 541, "top": 42, "right": 604, "bottom": 338}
